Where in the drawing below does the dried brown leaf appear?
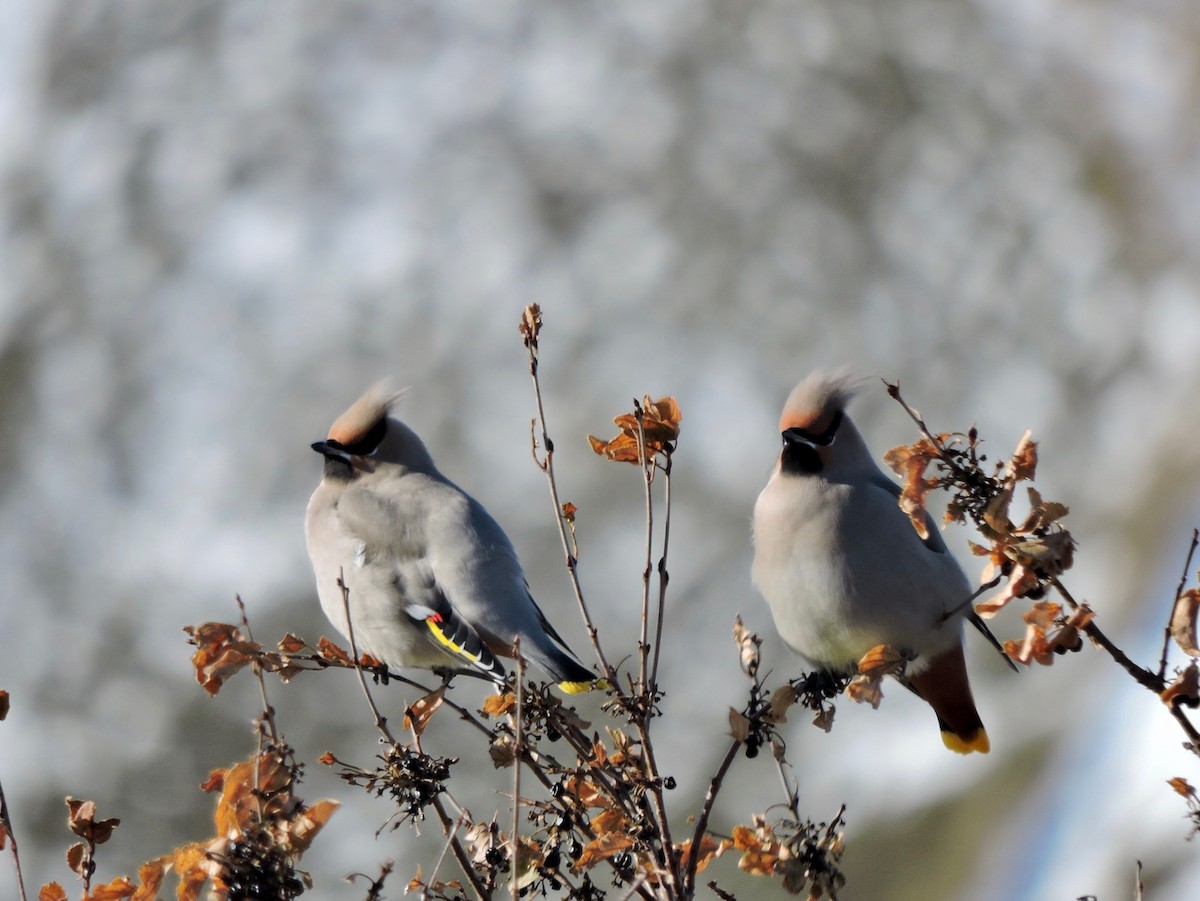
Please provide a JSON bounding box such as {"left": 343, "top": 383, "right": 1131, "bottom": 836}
{"left": 66, "top": 842, "right": 87, "bottom": 878}
{"left": 0, "top": 689, "right": 8, "bottom": 720}
{"left": 284, "top": 799, "right": 340, "bottom": 854}
{"left": 87, "top": 875, "right": 136, "bottom": 900}
{"left": 678, "top": 836, "right": 729, "bottom": 876}
{"left": 519, "top": 304, "right": 542, "bottom": 346}
{"left": 131, "top": 860, "right": 166, "bottom": 901}
{"left": 317, "top": 636, "right": 353, "bottom": 665}
{"left": 1169, "top": 777, "right": 1197, "bottom": 799}
{"left": 856, "top": 644, "right": 906, "bottom": 678}
{"left": 574, "top": 831, "right": 635, "bottom": 871}
{"left": 883, "top": 439, "right": 938, "bottom": 540}
{"left": 1162, "top": 663, "right": 1200, "bottom": 708}
{"left": 590, "top": 807, "right": 628, "bottom": 836}
{"left": 278, "top": 633, "right": 307, "bottom": 654}
{"left": 732, "top": 616, "right": 761, "bottom": 676}
{"left": 728, "top": 708, "right": 752, "bottom": 742}
{"left": 812, "top": 706, "right": 836, "bottom": 733}
{"left": 185, "top": 622, "right": 261, "bottom": 696}
{"left": 1170, "top": 587, "right": 1200, "bottom": 658}
{"left": 764, "top": 684, "right": 799, "bottom": 725}
{"left": 1008, "top": 430, "right": 1038, "bottom": 483}
{"left": 38, "top": 884, "right": 68, "bottom": 901}
{"left": 488, "top": 734, "right": 517, "bottom": 769}
{"left": 403, "top": 686, "right": 446, "bottom": 736}
{"left": 66, "top": 797, "right": 120, "bottom": 845}
{"left": 846, "top": 674, "right": 884, "bottom": 709}
{"left": 976, "top": 563, "right": 1040, "bottom": 618}
{"left": 560, "top": 501, "right": 577, "bottom": 522}
{"left": 480, "top": 693, "right": 517, "bottom": 719}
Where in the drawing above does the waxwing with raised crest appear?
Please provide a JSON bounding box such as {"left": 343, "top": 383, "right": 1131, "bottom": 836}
{"left": 305, "top": 382, "right": 599, "bottom": 693}
{"left": 751, "top": 370, "right": 1002, "bottom": 753}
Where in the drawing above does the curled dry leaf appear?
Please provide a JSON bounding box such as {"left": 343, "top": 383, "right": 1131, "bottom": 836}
{"left": 560, "top": 501, "right": 577, "bottom": 522}
{"left": 732, "top": 616, "right": 761, "bottom": 677}
{"left": 278, "top": 633, "right": 307, "bottom": 654}
{"left": 764, "top": 684, "right": 799, "bottom": 725}
{"left": 677, "top": 835, "right": 730, "bottom": 876}
{"left": 317, "top": 636, "right": 353, "bottom": 666}
{"left": 480, "top": 692, "right": 517, "bottom": 719}
{"left": 85, "top": 875, "right": 136, "bottom": 900}
{"left": 1170, "top": 587, "right": 1200, "bottom": 658}
{"left": 812, "top": 706, "right": 836, "bottom": 733}
{"left": 66, "top": 842, "right": 87, "bottom": 879}
{"left": 403, "top": 686, "right": 446, "bottom": 737}
{"left": 883, "top": 438, "right": 940, "bottom": 540}
{"left": 728, "top": 708, "right": 752, "bottom": 743}
{"left": 38, "top": 884, "right": 68, "bottom": 901}
{"left": 856, "top": 644, "right": 906, "bottom": 679}
{"left": 1007, "top": 430, "right": 1038, "bottom": 483}
{"left": 1169, "top": 777, "right": 1197, "bottom": 799}
{"left": 588, "top": 396, "right": 681, "bottom": 463}
{"left": 1161, "top": 663, "right": 1200, "bottom": 708}
{"left": 184, "top": 622, "right": 262, "bottom": 697}
{"left": 519, "top": 303, "right": 543, "bottom": 347}
{"left": 574, "top": 831, "right": 636, "bottom": 871}
{"left": 488, "top": 733, "right": 518, "bottom": 769}
{"left": 66, "top": 797, "right": 120, "bottom": 844}
{"left": 846, "top": 674, "right": 884, "bottom": 709}
{"left": 0, "top": 688, "right": 9, "bottom": 720}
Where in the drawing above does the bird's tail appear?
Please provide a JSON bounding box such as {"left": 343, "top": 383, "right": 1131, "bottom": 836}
{"left": 908, "top": 645, "right": 990, "bottom": 754}
{"left": 537, "top": 646, "right": 606, "bottom": 695}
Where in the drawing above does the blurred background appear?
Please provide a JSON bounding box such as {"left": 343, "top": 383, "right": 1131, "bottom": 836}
{"left": 1, "top": 1, "right": 1199, "bottom": 898}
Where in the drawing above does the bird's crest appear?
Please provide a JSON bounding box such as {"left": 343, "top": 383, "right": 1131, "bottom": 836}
{"left": 779, "top": 369, "right": 861, "bottom": 433}
{"left": 328, "top": 381, "right": 408, "bottom": 444}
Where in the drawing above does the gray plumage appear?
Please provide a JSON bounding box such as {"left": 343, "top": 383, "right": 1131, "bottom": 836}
{"left": 305, "top": 382, "right": 597, "bottom": 691}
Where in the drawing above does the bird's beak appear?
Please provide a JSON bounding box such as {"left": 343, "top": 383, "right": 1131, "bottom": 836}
{"left": 311, "top": 440, "right": 352, "bottom": 463}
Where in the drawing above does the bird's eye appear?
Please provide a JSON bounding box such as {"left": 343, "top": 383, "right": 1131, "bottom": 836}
{"left": 339, "top": 417, "right": 388, "bottom": 456}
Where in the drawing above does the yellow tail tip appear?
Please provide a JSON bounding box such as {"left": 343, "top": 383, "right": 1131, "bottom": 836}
{"left": 942, "top": 728, "right": 990, "bottom": 755}
{"left": 558, "top": 678, "right": 608, "bottom": 695}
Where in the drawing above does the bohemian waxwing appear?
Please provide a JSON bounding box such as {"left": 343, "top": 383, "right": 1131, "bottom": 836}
{"left": 305, "top": 382, "right": 599, "bottom": 693}
{"left": 752, "top": 371, "right": 1003, "bottom": 754}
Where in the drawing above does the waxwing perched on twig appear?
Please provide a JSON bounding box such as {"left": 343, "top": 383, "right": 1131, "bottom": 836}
{"left": 752, "top": 371, "right": 1002, "bottom": 753}
{"left": 305, "top": 382, "right": 599, "bottom": 693}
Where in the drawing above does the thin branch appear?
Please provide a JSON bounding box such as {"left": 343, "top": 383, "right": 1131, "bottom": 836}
{"left": 338, "top": 572, "right": 400, "bottom": 745}
{"left": 1160, "top": 529, "right": 1200, "bottom": 683}
{"left": 0, "top": 775, "right": 29, "bottom": 901}
{"left": 683, "top": 738, "right": 741, "bottom": 896}
{"left": 236, "top": 595, "right": 279, "bottom": 825}
{"left": 431, "top": 796, "right": 490, "bottom": 901}
{"left": 423, "top": 812, "right": 466, "bottom": 901}
{"left": 649, "top": 455, "right": 673, "bottom": 690}
{"left": 511, "top": 647, "right": 524, "bottom": 901}
{"left": 522, "top": 317, "right": 618, "bottom": 689}
{"left": 635, "top": 400, "right": 654, "bottom": 696}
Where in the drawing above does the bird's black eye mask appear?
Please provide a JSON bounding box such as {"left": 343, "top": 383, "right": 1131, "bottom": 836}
{"left": 312, "top": 417, "right": 388, "bottom": 480}
{"left": 331, "top": 417, "right": 388, "bottom": 457}
{"left": 781, "top": 409, "right": 842, "bottom": 448}
{"left": 779, "top": 410, "right": 842, "bottom": 475}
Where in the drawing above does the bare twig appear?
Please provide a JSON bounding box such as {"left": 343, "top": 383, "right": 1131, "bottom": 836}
{"left": 1160, "top": 529, "right": 1200, "bottom": 683}
{"left": 338, "top": 572, "right": 400, "bottom": 745}
{"left": 649, "top": 454, "right": 673, "bottom": 690}
{"left": 521, "top": 309, "right": 618, "bottom": 689}
{"left": 683, "top": 738, "right": 741, "bottom": 895}
{"left": 635, "top": 400, "right": 654, "bottom": 695}
{"left": 0, "top": 775, "right": 29, "bottom": 901}
{"left": 511, "top": 646, "right": 524, "bottom": 901}
{"left": 235, "top": 595, "right": 279, "bottom": 824}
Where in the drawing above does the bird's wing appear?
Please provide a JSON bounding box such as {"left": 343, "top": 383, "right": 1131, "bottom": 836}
{"left": 864, "top": 470, "right": 948, "bottom": 554}
{"left": 335, "top": 482, "right": 508, "bottom": 682}
{"left": 866, "top": 471, "right": 1019, "bottom": 672}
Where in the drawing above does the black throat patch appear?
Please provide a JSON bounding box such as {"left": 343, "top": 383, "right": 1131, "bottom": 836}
{"left": 778, "top": 409, "right": 843, "bottom": 475}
